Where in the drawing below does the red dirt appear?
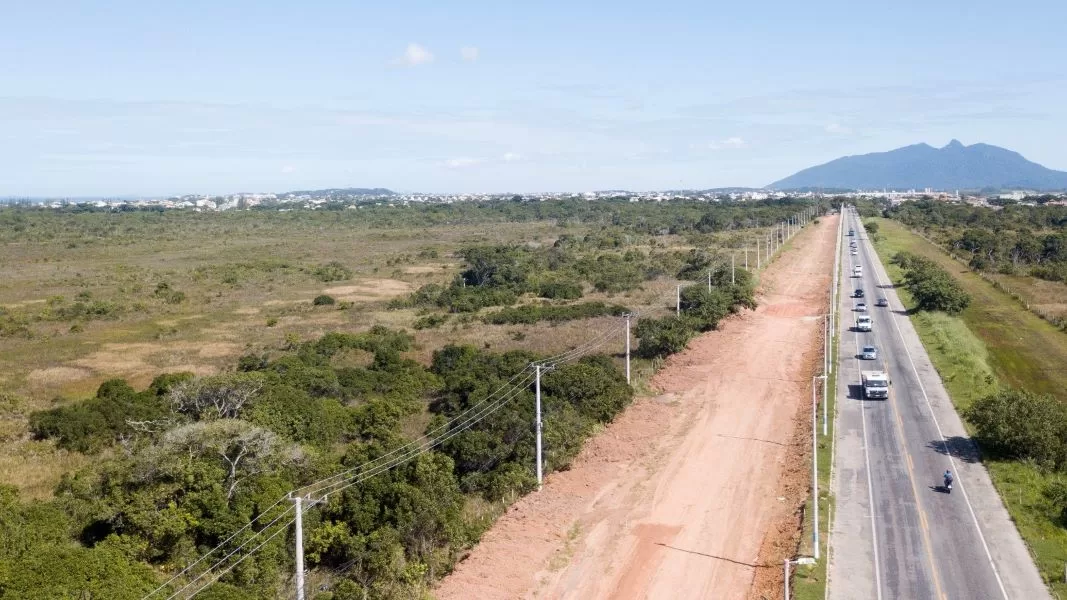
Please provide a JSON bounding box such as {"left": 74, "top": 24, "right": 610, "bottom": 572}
{"left": 434, "top": 217, "right": 837, "bottom": 600}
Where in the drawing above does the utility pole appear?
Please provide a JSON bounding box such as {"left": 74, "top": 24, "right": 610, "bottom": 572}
{"left": 731, "top": 254, "right": 735, "bottom": 285}
{"left": 756, "top": 239, "right": 761, "bottom": 269}
{"left": 676, "top": 284, "right": 681, "bottom": 316}
{"left": 292, "top": 495, "right": 306, "bottom": 600}
{"left": 823, "top": 315, "right": 829, "bottom": 436}
{"left": 708, "top": 269, "right": 712, "bottom": 293}
{"left": 745, "top": 248, "right": 749, "bottom": 270}
{"left": 535, "top": 364, "right": 543, "bottom": 489}
{"left": 812, "top": 374, "right": 826, "bottom": 559}
{"left": 624, "top": 314, "right": 631, "bottom": 385}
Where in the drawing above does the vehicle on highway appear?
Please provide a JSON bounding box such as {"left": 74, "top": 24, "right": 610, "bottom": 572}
{"left": 944, "top": 470, "right": 954, "bottom": 493}
{"left": 848, "top": 229, "right": 854, "bottom": 236}
{"left": 851, "top": 249, "right": 858, "bottom": 255}
{"left": 853, "top": 265, "right": 862, "bottom": 277}
{"left": 855, "top": 315, "right": 872, "bottom": 332}
{"left": 861, "top": 370, "right": 889, "bottom": 399}
{"left": 861, "top": 345, "right": 877, "bottom": 359}
{"left": 876, "top": 297, "right": 888, "bottom": 307}
{"left": 854, "top": 288, "right": 864, "bottom": 298}
{"left": 856, "top": 302, "right": 868, "bottom": 312}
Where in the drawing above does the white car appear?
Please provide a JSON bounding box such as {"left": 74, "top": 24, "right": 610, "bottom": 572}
{"left": 861, "top": 345, "right": 878, "bottom": 360}
{"left": 851, "top": 249, "right": 858, "bottom": 255}
{"left": 855, "top": 302, "right": 868, "bottom": 312}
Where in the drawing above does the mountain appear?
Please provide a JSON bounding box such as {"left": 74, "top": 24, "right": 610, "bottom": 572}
{"left": 769, "top": 140, "right": 1067, "bottom": 191}
{"left": 279, "top": 187, "right": 395, "bottom": 198}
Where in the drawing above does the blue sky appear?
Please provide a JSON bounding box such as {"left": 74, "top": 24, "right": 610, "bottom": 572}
{"left": 2, "top": 0, "right": 1066, "bottom": 196}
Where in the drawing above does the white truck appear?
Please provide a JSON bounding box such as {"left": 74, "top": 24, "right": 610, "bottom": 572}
{"left": 855, "top": 315, "right": 872, "bottom": 332}
{"left": 853, "top": 265, "right": 863, "bottom": 277}
{"left": 862, "top": 370, "right": 890, "bottom": 399}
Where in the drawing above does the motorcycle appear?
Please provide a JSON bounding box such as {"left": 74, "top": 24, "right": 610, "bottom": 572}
{"left": 944, "top": 476, "right": 953, "bottom": 494}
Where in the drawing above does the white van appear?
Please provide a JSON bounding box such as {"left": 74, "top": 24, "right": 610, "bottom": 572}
{"left": 853, "top": 265, "right": 863, "bottom": 277}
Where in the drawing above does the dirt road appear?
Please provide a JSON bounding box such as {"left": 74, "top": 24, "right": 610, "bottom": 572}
{"left": 435, "top": 217, "right": 837, "bottom": 600}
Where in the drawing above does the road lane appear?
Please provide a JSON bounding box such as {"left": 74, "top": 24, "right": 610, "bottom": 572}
{"left": 829, "top": 208, "right": 1048, "bottom": 600}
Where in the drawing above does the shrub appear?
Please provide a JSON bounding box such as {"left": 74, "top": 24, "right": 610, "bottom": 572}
{"left": 413, "top": 313, "right": 449, "bottom": 329}
{"left": 482, "top": 302, "right": 628, "bottom": 325}
{"left": 635, "top": 316, "right": 693, "bottom": 358}
{"left": 311, "top": 261, "right": 352, "bottom": 283}
{"left": 538, "top": 281, "right": 583, "bottom": 300}
{"left": 313, "top": 294, "right": 336, "bottom": 306}
{"left": 964, "top": 388, "right": 1067, "bottom": 469}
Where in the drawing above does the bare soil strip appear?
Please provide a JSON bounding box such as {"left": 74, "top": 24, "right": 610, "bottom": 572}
{"left": 435, "top": 219, "right": 836, "bottom": 600}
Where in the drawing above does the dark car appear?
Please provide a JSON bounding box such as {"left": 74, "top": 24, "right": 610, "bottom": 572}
{"left": 854, "top": 288, "right": 864, "bottom": 298}
{"left": 876, "top": 297, "right": 888, "bottom": 307}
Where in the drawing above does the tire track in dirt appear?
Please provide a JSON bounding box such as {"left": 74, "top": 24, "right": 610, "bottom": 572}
{"left": 434, "top": 217, "right": 837, "bottom": 600}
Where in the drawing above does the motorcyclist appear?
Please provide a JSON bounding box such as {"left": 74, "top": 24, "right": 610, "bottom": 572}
{"left": 943, "top": 470, "right": 953, "bottom": 487}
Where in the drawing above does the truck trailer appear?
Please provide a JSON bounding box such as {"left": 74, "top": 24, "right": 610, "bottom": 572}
{"left": 862, "top": 370, "right": 890, "bottom": 399}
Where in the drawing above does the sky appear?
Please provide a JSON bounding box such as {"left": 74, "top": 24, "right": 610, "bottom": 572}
{"left": 2, "top": 0, "right": 1066, "bottom": 196}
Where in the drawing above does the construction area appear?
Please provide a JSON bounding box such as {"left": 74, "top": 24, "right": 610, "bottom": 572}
{"left": 436, "top": 216, "right": 837, "bottom": 599}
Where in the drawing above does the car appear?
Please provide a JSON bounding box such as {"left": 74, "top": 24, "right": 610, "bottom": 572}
{"left": 854, "top": 288, "right": 864, "bottom": 298}
{"left": 851, "top": 249, "right": 858, "bottom": 255}
{"left": 848, "top": 230, "right": 854, "bottom": 236}
{"left": 861, "top": 345, "right": 878, "bottom": 360}
{"left": 876, "top": 297, "right": 888, "bottom": 307}
{"left": 856, "top": 302, "right": 868, "bottom": 312}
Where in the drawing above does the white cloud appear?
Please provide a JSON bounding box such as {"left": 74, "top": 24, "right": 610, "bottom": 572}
{"left": 707, "top": 136, "right": 746, "bottom": 150}
{"left": 444, "top": 157, "right": 483, "bottom": 169}
{"left": 825, "top": 123, "right": 852, "bottom": 135}
{"left": 393, "top": 43, "right": 434, "bottom": 67}
{"left": 280, "top": 165, "right": 296, "bottom": 173}
{"left": 502, "top": 152, "right": 521, "bottom": 162}
{"left": 460, "top": 46, "right": 480, "bottom": 62}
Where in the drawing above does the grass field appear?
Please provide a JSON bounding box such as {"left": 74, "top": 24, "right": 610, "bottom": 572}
{"left": 871, "top": 217, "right": 1067, "bottom": 596}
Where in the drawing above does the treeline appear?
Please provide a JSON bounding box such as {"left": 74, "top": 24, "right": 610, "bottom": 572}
{"left": 636, "top": 268, "right": 757, "bottom": 358}
{"left": 891, "top": 251, "right": 971, "bottom": 315}
{"left": 0, "top": 198, "right": 815, "bottom": 245}
{"left": 886, "top": 199, "right": 1067, "bottom": 282}
{"left": 394, "top": 231, "right": 755, "bottom": 317}
{"left": 481, "top": 301, "right": 629, "bottom": 325}
{"left": 2, "top": 324, "right": 648, "bottom": 599}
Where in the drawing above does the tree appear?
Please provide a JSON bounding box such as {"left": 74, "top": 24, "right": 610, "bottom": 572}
{"left": 964, "top": 388, "right": 1067, "bottom": 469}
{"left": 168, "top": 373, "right": 264, "bottom": 420}
{"left": 160, "top": 420, "right": 302, "bottom": 499}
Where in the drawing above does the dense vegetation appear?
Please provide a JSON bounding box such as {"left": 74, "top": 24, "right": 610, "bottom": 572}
{"left": 2, "top": 326, "right": 649, "bottom": 599}
{"left": 890, "top": 251, "right": 971, "bottom": 314}
{"left": 887, "top": 199, "right": 1067, "bottom": 281}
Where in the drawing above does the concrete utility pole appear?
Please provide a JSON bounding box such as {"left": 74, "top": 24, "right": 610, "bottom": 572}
{"left": 292, "top": 495, "right": 305, "bottom": 600}
{"left": 535, "top": 364, "right": 543, "bottom": 489}
{"left": 708, "top": 269, "right": 712, "bottom": 293}
{"left": 756, "top": 239, "right": 761, "bottom": 269}
{"left": 745, "top": 248, "right": 749, "bottom": 269}
{"left": 823, "top": 315, "right": 830, "bottom": 436}
{"left": 812, "top": 374, "right": 826, "bottom": 559}
{"left": 624, "top": 314, "right": 632, "bottom": 385}
{"left": 676, "top": 284, "right": 681, "bottom": 316}
{"left": 731, "top": 254, "right": 735, "bottom": 285}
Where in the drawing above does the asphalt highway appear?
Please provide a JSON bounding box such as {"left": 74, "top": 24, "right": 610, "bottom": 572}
{"left": 827, "top": 209, "right": 1048, "bottom": 600}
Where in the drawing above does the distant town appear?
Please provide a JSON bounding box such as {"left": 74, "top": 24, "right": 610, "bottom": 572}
{"left": 2, "top": 187, "right": 1066, "bottom": 211}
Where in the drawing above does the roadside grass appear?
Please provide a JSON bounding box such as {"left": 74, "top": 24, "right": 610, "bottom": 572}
{"left": 870, "top": 218, "right": 1067, "bottom": 597}
{"left": 793, "top": 215, "right": 839, "bottom": 599}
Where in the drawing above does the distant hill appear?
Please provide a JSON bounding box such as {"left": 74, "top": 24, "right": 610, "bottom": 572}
{"left": 769, "top": 140, "right": 1067, "bottom": 191}
{"left": 279, "top": 187, "right": 395, "bottom": 198}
